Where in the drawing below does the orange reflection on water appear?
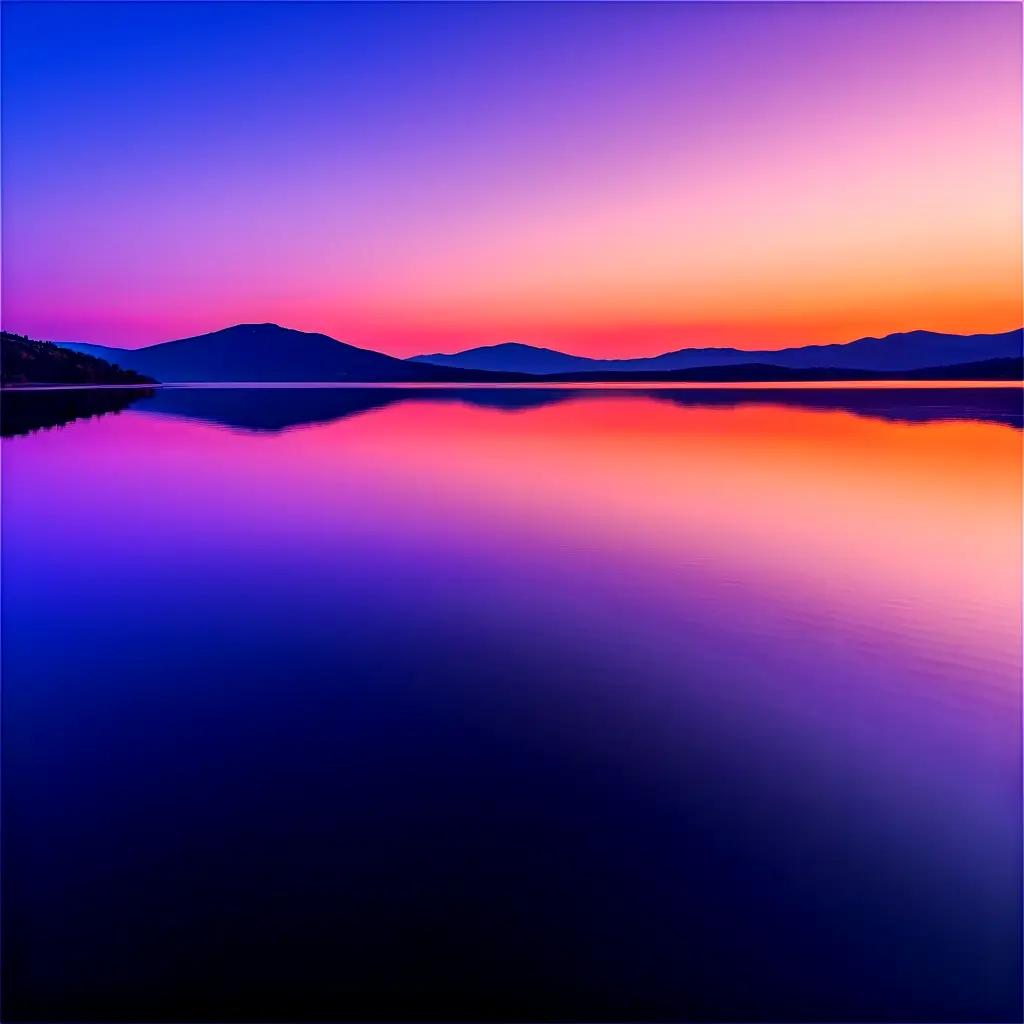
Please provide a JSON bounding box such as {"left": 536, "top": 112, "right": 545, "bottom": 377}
{"left": 294, "top": 394, "right": 1021, "bottom": 690}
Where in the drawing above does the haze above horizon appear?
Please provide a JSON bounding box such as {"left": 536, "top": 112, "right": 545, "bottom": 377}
{"left": 2, "top": 2, "right": 1021, "bottom": 357}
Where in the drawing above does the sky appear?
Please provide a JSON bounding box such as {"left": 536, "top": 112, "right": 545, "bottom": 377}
{"left": 1, "top": 1, "right": 1021, "bottom": 357}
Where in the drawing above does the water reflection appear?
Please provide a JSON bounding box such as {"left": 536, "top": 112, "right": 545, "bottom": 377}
{"left": 0, "top": 386, "right": 155, "bottom": 437}
{"left": 135, "top": 384, "right": 1023, "bottom": 432}
{"left": 3, "top": 384, "right": 1020, "bottom": 438}
{"left": 2, "top": 388, "right": 1020, "bottom": 1022}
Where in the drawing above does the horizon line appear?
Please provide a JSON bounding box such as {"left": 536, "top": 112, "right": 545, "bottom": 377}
{"left": 11, "top": 320, "right": 1024, "bottom": 362}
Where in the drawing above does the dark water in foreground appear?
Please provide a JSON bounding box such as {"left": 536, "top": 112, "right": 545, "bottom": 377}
{"left": 2, "top": 386, "right": 1021, "bottom": 1022}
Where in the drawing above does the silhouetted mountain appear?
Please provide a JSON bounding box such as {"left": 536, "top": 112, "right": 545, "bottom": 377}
{"left": 411, "top": 342, "right": 594, "bottom": 375}
{"left": 412, "top": 329, "right": 1023, "bottom": 375}
{"left": 58, "top": 324, "right": 530, "bottom": 383}
{"left": 2, "top": 332, "right": 155, "bottom": 386}
{"left": 51, "top": 323, "right": 1023, "bottom": 383}
{"left": 890, "top": 357, "right": 1023, "bottom": 380}
{"left": 543, "top": 356, "right": 1023, "bottom": 383}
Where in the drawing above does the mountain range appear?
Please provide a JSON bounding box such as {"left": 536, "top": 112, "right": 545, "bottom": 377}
{"left": 412, "top": 329, "right": 1023, "bottom": 375}
{"left": 34, "top": 322, "right": 1024, "bottom": 384}
{"left": 58, "top": 324, "right": 526, "bottom": 383}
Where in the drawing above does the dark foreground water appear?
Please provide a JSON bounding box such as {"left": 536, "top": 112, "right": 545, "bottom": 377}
{"left": 2, "top": 385, "right": 1021, "bottom": 1023}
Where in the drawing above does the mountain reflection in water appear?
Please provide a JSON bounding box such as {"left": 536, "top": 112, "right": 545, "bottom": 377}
{"left": 1, "top": 383, "right": 1020, "bottom": 1023}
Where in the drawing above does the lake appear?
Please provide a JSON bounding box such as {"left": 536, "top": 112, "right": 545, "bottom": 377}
{"left": 2, "top": 385, "right": 1021, "bottom": 1022}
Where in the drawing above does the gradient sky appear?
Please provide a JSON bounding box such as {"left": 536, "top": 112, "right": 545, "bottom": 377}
{"left": 2, "top": 1, "right": 1021, "bottom": 357}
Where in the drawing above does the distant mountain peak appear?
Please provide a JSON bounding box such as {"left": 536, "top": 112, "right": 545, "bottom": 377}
{"left": 48, "top": 324, "right": 1021, "bottom": 383}
{"left": 53, "top": 324, "right": 529, "bottom": 383}
{"left": 410, "top": 327, "right": 1022, "bottom": 375}
{"left": 409, "top": 340, "right": 594, "bottom": 374}
{"left": 207, "top": 322, "right": 309, "bottom": 336}
{"left": 490, "top": 341, "right": 579, "bottom": 354}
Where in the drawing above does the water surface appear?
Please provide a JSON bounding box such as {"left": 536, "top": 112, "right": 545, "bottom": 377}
{"left": 2, "top": 386, "right": 1021, "bottom": 1022}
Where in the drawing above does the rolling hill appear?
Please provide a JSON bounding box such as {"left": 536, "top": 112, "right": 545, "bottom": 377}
{"left": 542, "top": 356, "right": 1023, "bottom": 384}
{"left": 412, "top": 328, "right": 1023, "bottom": 375}
{"left": 47, "top": 323, "right": 1024, "bottom": 384}
{"left": 57, "top": 323, "right": 528, "bottom": 383}
{"left": 411, "top": 342, "right": 595, "bottom": 375}
{"left": 2, "top": 332, "right": 155, "bottom": 386}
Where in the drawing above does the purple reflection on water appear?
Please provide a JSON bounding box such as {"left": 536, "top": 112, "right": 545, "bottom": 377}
{"left": 2, "top": 386, "right": 1020, "bottom": 1022}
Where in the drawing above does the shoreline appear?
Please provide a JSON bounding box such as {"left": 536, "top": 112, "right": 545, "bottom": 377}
{"left": 3, "top": 379, "right": 1022, "bottom": 393}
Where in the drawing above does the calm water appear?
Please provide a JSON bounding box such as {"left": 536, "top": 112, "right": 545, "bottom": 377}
{"left": 2, "top": 386, "right": 1021, "bottom": 1023}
